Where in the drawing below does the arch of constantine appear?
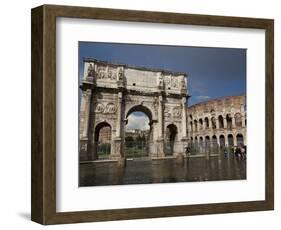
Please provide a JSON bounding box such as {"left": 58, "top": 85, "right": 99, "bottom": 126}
{"left": 79, "top": 58, "right": 246, "bottom": 161}
{"left": 79, "top": 58, "right": 188, "bottom": 161}
{"left": 187, "top": 95, "right": 247, "bottom": 154}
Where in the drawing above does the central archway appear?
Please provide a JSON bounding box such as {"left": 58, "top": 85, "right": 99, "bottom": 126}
{"left": 126, "top": 104, "right": 153, "bottom": 121}
{"left": 125, "top": 105, "right": 153, "bottom": 158}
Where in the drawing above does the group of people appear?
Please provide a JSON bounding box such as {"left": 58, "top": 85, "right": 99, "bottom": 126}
{"left": 224, "top": 144, "right": 247, "bottom": 159}
{"left": 185, "top": 144, "right": 247, "bottom": 159}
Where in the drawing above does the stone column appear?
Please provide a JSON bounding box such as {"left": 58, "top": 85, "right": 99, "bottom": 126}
{"left": 244, "top": 133, "right": 247, "bottom": 145}
{"left": 202, "top": 136, "right": 205, "bottom": 153}
{"left": 225, "top": 137, "right": 229, "bottom": 147}
{"left": 155, "top": 95, "right": 165, "bottom": 158}
{"left": 203, "top": 119, "right": 206, "bottom": 130}
{"left": 217, "top": 137, "right": 220, "bottom": 147}
{"left": 223, "top": 117, "right": 227, "bottom": 129}
{"left": 224, "top": 137, "right": 229, "bottom": 155}
{"left": 158, "top": 95, "right": 163, "bottom": 139}
{"left": 232, "top": 116, "right": 236, "bottom": 129}
{"left": 81, "top": 89, "right": 92, "bottom": 138}
{"left": 242, "top": 115, "right": 246, "bottom": 127}
{"left": 216, "top": 118, "right": 219, "bottom": 130}
{"left": 79, "top": 89, "right": 92, "bottom": 161}
{"left": 180, "top": 96, "right": 188, "bottom": 156}
{"left": 233, "top": 135, "right": 237, "bottom": 146}
{"left": 112, "top": 91, "right": 123, "bottom": 160}
{"left": 181, "top": 97, "right": 187, "bottom": 138}
{"left": 116, "top": 91, "right": 123, "bottom": 138}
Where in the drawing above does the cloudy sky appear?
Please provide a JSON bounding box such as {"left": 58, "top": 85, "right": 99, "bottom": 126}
{"left": 79, "top": 42, "right": 246, "bottom": 130}
{"left": 126, "top": 112, "right": 150, "bottom": 130}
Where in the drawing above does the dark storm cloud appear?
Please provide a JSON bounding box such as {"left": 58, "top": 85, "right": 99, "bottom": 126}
{"left": 79, "top": 42, "right": 246, "bottom": 105}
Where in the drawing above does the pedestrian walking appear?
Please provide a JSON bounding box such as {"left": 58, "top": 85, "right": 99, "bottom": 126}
{"left": 241, "top": 145, "right": 246, "bottom": 159}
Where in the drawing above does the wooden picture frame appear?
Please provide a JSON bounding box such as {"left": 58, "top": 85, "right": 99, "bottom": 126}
{"left": 31, "top": 4, "right": 274, "bottom": 225}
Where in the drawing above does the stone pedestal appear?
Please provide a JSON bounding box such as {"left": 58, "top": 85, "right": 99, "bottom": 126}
{"left": 180, "top": 137, "right": 188, "bottom": 156}
{"left": 110, "top": 138, "right": 123, "bottom": 160}
{"left": 118, "top": 157, "right": 126, "bottom": 167}
{"left": 175, "top": 153, "right": 185, "bottom": 165}
{"left": 79, "top": 138, "right": 89, "bottom": 161}
{"left": 150, "top": 139, "right": 165, "bottom": 158}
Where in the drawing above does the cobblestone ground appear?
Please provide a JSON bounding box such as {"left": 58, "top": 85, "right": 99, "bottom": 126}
{"left": 79, "top": 154, "right": 246, "bottom": 187}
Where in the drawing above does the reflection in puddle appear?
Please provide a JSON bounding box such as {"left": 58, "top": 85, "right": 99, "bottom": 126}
{"left": 79, "top": 156, "right": 246, "bottom": 187}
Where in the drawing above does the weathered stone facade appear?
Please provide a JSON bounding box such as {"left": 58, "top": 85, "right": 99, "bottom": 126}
{"left": 79, "top": 59, "right": 188, "bottom": 161}
{"left": 187, "top": 95, "right": 246, "bottom": 153}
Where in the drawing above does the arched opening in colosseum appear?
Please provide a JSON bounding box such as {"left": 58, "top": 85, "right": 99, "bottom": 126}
{"left": 226, "top": 114, "right": 232, "bottom": 129}
{"left": 194, "top": 120, "right": 198, "bottom": 132}
{"left": 212, "top": 135, "right": 218, "bottom": 149}
{"left": 204, "top": 117, "right": 209, "bottom": 129}
{"left": 199, "top": 136, "right": 204, "bottom": 153}
{"left": 236, "top": 134, "right": 244, "bottom": 146}
{"left": 235, "top": 113, "right": 242, "bottom": 127}
{"left": 219, "top": 135, "right": 225, "bottom": 147}
{"left": 195, "top": 136, "right": 199, "bottom": 152}
{"left": 190, "top": 137, "right": 194, "bottom": 152}
{"left": 227, "top": 134, "right": 234, "bottom": 147}
{"left": 199, "top": 118, "right": 203, "bottom": 130}
{"left": 211, "top": 117, "right": 216, "bottom": 129}
{"left": 93, "top": 121, "right": 112, "bottom": 160}
{"left": 218, "top": 115, "right": 224, "bottom": 129}
{"left": 205, "top": 136, "right": 210, "bottom": 152}
{"left": 165, "top": 124, "right": 178, "bottom": 156}
{"left": 190, "top": 121, "right": 193, "bottom": 132}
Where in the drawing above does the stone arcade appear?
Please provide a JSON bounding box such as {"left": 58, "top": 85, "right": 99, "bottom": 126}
{"left": 187, "top": 95, "right": 247, "bottom": 153}
{"left": 79, "top": 59, "right": 189, "bottom": 161}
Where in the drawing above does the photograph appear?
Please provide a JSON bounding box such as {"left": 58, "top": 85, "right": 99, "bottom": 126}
{"left": 78, "top": 42, "right": 247, "bottom": 187}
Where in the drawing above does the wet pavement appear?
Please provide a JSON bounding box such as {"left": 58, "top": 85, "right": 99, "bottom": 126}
{"left": 79, "top": 155, "right": 246, "bottom": 187}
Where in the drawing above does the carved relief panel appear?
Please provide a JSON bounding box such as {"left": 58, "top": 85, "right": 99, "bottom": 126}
{"left": 172, "top": 106, "right": 181, "bottom": 118}
{"left": 95, "top": 65, "right": 107, "bottom": 79}
{"left": 93, "top": 65, "right": 122, "bottom": 81}
{"left": 95, "top": 103, "right": 117, "bottom": 114}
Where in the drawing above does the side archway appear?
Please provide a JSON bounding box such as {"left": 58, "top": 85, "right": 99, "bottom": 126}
{"left": 165, "top": 124, "right": 178, "bottom": 156}
{"left": 93, "top": 121, "right": 112, "bottom": 160}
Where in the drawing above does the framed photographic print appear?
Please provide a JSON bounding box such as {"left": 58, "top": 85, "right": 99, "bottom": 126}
{"left": 31, "top": 4, "right": 274, "bottom": 224}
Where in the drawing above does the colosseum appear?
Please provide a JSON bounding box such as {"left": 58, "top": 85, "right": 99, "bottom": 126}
{"left": 187, "top": 95, "right": 246, "bottom": 156}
